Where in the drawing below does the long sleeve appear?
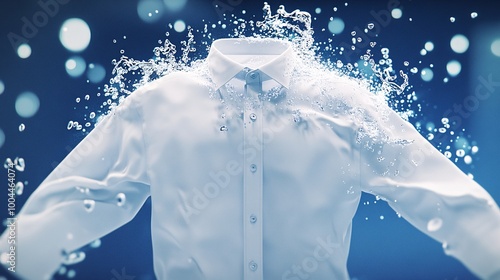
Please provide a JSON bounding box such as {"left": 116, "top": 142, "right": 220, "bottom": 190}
{"left": 357, "top": 88, "right": 500, "bottom": 279}
{"left": 0, "top": 93, "right": 151, "bottom": 280}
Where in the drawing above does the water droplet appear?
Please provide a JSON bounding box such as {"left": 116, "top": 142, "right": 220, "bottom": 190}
{"left": 470, "top": 12, "right": 478, "bottom": 19}
{"left": 89, "top": 112, "right": 96, "bottom": 119}
{"left": 456, "top": 149, "right": 465, "bottom": 157}
{"left": 14, "top": 157, "right": 25, "bottom": 172}
{"left": 67, "top": 269, "right": 76, "bottom": 278}
{"left": 75, "top": 186, "right": 90, "bottom": 194}
{"left": 379, "top": 215, "right": 385, "bottom": 220}
{"left": 84, "top": 94, "right": 90, "bottom": 100}
{"left": 471, "top": 146, "right": 479, "bottom": 154}
{"left": 444, "top": 151, "right": 452, "bottom": 158}
{"left": 62, "top": 251, "right": 86, "bottom": 265}
{"left": 441, "top": 118, "right": 449, "bottom": 125}
{"left": 19, "top": 123, "right": 25, "bottom": 132}
{"left": 83, "top": 199, "right": 95, "bottom": 212}
{"left": 427, "top": 218, "right": 443, "bottom": 232}
{"left": 438, "top": 127, "right": 446, "bottom": 133}
{"left": 442, "top": 242, "right": 451, "bottom": 255}
{"left": 58, "top": 266, "right": 67, "bottom": 275}
{"left": 220, "top": 125, "right": 228, "bottom": 131}
{"left": 367, "top": 23, "right": 374, "bottom": 29}
{"left": 403, "top": 61, "right": 409, "bottom": 66}
{"left": 450, "top": 17, "right": 455, "bottom": 23}
{"left": 464, "top": 155, "right": 472, "bottom": 164}
{"left": 116, "top": 193, "right": 126, "bottom": 207}
{"left": 15, "top": 182, "right": 24, "bottom": 195}
{"left": 76, "top": 97, "right": 80, "bottom": 103}
{"left": 89, "top": 239, "right": 101, "bottom": 248}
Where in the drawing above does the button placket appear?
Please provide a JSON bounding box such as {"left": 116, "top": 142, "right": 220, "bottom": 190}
{"left": 243, "top": 70, "right": 263, "bottom": 280}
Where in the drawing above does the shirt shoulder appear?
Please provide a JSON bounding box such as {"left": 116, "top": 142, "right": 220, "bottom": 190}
{"left": 129, "top": 70, "right": 212, "bottom": 108}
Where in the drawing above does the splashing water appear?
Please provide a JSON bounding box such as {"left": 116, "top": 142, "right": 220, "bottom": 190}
{"left": 68, "top": 3, "right": 479, "bottom": 228}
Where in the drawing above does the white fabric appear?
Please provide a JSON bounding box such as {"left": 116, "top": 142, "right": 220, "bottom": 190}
{"left": 1, "top": 38, "right": 500, "bottom": 280}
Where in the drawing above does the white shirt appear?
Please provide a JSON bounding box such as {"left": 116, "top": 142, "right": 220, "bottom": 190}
{"left": 1, "top": 38, "right": 500, "bottom": 280}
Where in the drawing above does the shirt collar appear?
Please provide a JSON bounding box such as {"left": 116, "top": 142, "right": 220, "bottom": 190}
{"left": 207, "top": 38, "right": 294, "bottom": 89}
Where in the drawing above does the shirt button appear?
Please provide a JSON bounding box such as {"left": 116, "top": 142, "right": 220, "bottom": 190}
{"left": 250, "top": 164, "right": 257, "bottom": 173}
{"left": 249, "top": 214, "right": 257, "bottom": 223}
{"left": 249, "top": 113, "right": 257, "bottom": 121}
{"left": 249, "top": 261, "right": 258, "bottom": 271}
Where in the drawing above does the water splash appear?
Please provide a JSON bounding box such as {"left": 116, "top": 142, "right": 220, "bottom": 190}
{"left": 71, "top": 3, "right": 477, "bottom": 202}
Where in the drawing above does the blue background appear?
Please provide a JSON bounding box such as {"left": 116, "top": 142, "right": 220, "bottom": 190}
{"left": 1, "top": 0, "right": 499, "bottom": 279}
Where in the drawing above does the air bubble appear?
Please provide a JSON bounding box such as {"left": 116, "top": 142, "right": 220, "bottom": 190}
{"left": 456, "top": 149, "right": 465, "bottom": 157}
{"left": 19, "top": 123, "right": 25, "bottom": 132}
{"left": 220, "top": 125, "right": 228, "bottom": 131}
{"left": 470, "top": 12, "right": 478, "bottom": 19}
{"left": 449, "top": 17, "right": 455, "bottom": 23}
